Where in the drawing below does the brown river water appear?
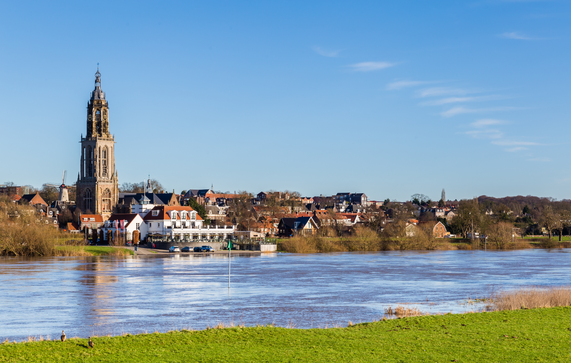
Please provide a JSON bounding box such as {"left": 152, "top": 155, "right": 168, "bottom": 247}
{"left": 1, "top": 249, "right": 570, "bottom": 341}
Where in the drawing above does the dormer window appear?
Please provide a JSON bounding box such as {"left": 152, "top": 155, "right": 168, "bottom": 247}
{"left": 181, "top": 212, "right": 187, "bottom": 220}
{"left": 191, "top": 212, "right": 196, "bottom": 220}
{"left": 152, "top": 210, "right": 159, "bottom": 217}
{"left": 171, "top": 212, "right": 177, "bottom": 220}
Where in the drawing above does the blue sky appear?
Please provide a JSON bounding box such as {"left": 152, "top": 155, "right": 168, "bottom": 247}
{"left": 1, "top": 0, "right": 570, "bottom": 201}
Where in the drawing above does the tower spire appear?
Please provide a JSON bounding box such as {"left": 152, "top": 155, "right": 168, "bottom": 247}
{"left": 91, "top": 65, "right": 105, "bottom": 100}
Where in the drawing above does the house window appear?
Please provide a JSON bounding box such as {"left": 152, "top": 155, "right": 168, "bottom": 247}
{"left": 152, "top": 210, "right": 159, "bottom": 217}
{"left": 136, "top": 223, "right": 140, "bottom": 230}
{"left": 149, "top": 223, "right": 152, "bottom": 228}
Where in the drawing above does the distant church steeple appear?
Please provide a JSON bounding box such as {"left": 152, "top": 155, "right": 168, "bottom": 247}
{"left": 76, "top": 66, "right": 119, "bottom": 218}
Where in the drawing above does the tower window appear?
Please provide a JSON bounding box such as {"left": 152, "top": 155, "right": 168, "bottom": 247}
{"left": 96, "top": 111, "right": 101, "bottom": 135}
{"left": 102, "top": 188, "right": 112, "bottom": 212}
{"left": 84, "top": 188, "right": 93, "bottom": 212}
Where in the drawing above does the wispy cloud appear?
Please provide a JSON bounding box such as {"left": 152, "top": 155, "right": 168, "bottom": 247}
{"left": 498, "top": 32, "right": 539, "bottom": 40}
{"left": 470, "top": 118, "right": 509, "bottom": 127}
{"left": 312, "top": 46, "right": 341, "bottom": 58}
{"left": 386, "top": 80, "right": 434, "bottom": 90}
{"left": 446, "top": 106, "right": 520, "bottom": 118}
{"left": 506, "top": 147, "right": 527, "bottom": 152}
{"left": 348, "top": 62, "right": 396, "bottom": 72}
{"left": 441, "top": 106, "right": 518, "bottom": 118}
{"left": 421, "top": 95, "right": 507, "bottom": 106}
{"left": 528, "top": 157, "right": 551, "bottom": 162}
{"left": 492, "top": 140, "right": 540, "bottom": 146}
{"left": 465, "top": 129, "right": 504, "bottom": 139}
{"left": 417, "top": 87, "right": 476, "bottom": 98}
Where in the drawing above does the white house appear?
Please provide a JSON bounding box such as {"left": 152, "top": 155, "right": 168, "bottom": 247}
{"left": 143, "top": 205, "right": 234, "bottom": 241}
{"left": 102, "top": 213, "right": 146, "bottom": 242}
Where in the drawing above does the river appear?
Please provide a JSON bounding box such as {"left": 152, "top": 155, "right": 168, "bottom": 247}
{"left": 1, "top": 249, "right": 570, "bottom": 341}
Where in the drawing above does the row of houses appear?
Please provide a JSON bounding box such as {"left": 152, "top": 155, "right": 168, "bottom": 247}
{"left": 79, "top": 205, "right": 235, "bottom": 243}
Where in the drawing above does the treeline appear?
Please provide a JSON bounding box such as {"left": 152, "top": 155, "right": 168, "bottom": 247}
{"left": 448, "top": 197, "right": 571, "bottom": 242}
{"left": 0, "top": 197, "right": 76, "bottom": 256}
{"left": 279, "top": 225, "right": 450, "bottom": 253}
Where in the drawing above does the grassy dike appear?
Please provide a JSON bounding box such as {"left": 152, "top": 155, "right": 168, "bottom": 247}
{"left": 1, "top": 307, "right": 570, "bottom": 362}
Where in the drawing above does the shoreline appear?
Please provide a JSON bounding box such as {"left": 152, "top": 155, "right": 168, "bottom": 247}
{"left": 2, "top": 307, "right": 570, "bottom": 362}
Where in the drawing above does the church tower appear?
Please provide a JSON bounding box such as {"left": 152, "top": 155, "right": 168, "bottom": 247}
{"left": 76, "top": 67, "right": 119, "bottom": 219}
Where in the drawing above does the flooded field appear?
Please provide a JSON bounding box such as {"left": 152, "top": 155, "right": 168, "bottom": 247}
{"left": 1, "top": 249, "right": 570, "bottom": 341}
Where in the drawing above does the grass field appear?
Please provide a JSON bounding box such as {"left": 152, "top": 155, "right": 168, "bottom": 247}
{"left": 1, "top": 307, "right": 570, "bottom": 362}
{"left": 523, "top": 235, "right": 571, "bottom": 241}
{"left": 55, "top": 246, "right": 133, "bottom": 256}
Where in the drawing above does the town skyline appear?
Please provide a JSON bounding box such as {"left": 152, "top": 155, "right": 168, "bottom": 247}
{"left": 1, "top": 1, "right": 570, "bottom": 201}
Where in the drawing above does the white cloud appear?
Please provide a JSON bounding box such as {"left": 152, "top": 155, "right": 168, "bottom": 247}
{"left": 348, "top": 62, "right": 396, "bottom": 72}
{"left": 441, "top": 107, "right": 480, "bottom": 117}
{"left": 420, "top": 95, "right": 507, "bottom": 106}
{"left": 506, "top": 147, "right": 527, "bottom": 152}
{"left": 441, "top": 106, "right": 518, "bottom": 118}
{"left": 313, "top": 46, "right": 341, "bottom": 58}
{"left": 386, "top": 80, "right": 432, "bottom": 90}
{"left": 417, "top": 87, "right": 475, "bottom": 98}
{"left": 470, "top": 119, "right": 508, "bottom": 128}
{"left": 465, "top": 129, "right": 504, "bottom": 139}
{"left": 499, "top": 32, "right": 537, "bottom": 40}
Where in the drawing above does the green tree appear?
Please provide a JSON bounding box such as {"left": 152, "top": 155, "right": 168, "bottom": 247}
{"left": 186, "top": 197, "right": 210, "bottom": 225}
{"left": 39, "top": 184, "right": 59, "bottom": 206}
{"left": 450, "top": 199, "right": 483, "bottom": 239}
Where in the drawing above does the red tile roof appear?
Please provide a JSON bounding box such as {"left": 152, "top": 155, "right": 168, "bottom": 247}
{"left": 80, "top": 214, "right": 104, "bottom": 223}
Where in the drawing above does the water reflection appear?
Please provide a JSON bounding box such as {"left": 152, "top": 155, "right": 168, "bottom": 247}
{"left": 1, "top": 249, "right": 571, "bottom": 340}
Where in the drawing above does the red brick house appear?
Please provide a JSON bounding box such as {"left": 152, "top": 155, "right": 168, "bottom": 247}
{"left": 19, "top": 193, "right": 48, "bottom": 207}
{"left": 432, "top": 221, "right": 447, "bottom": 238}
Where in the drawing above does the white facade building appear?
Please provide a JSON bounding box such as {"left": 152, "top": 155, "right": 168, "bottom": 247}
{"left": 102, "top": 213, "right": 146, "bottom": 242}
{"left": 143, "top": 206, "right": 234, "bottom": 241}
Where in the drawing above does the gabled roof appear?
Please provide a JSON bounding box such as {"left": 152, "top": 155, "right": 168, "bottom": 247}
{"left": 185, "top": 189, "right": 212, "bottom": 198}
{"left": 280, "top": 216, "right": 316, "bottom": 230}
{"left": 143, "top": 206, "right": 203, "bottom": 221}
{"left": 80, "top": 214, "right": 104, "bottom": 223}
{"left": 20, "top": 193, "right": 48, "bottom": 206}
{"left": 106, "top": 213, "right": 141, "bottom": 228}
{"left": 119, "top": 193, "right": 166, "bottom": 205}
{"left": 155, "top": 193, "right": 176, "bottom": 205}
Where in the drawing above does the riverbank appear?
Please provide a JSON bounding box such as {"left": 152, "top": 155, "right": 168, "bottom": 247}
{"left": 277, "top": 234, "right": 571, "bottom": 253}
{"left": 55, "top": 246, "right": 134, "bottom": 257}
{"left": 1, "top": 307, "right": 570, "bottom": 362}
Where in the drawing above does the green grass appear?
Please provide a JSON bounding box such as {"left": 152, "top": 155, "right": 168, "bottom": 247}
{"left": 84, "top": 246, "right": 133, "bottom": 256}
{"left": 55, "top": 246, "right": 134, "bottom": 256}
{"left": 2, "top": 307, "right": 571, "bottom": 362}
{"left": 523, "top": 235, "right": 571, "bottom": 241}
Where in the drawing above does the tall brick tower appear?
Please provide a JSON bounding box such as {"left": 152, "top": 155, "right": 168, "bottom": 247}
{"left": 76, "top": 67, "right": 118, "bottom": 219}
